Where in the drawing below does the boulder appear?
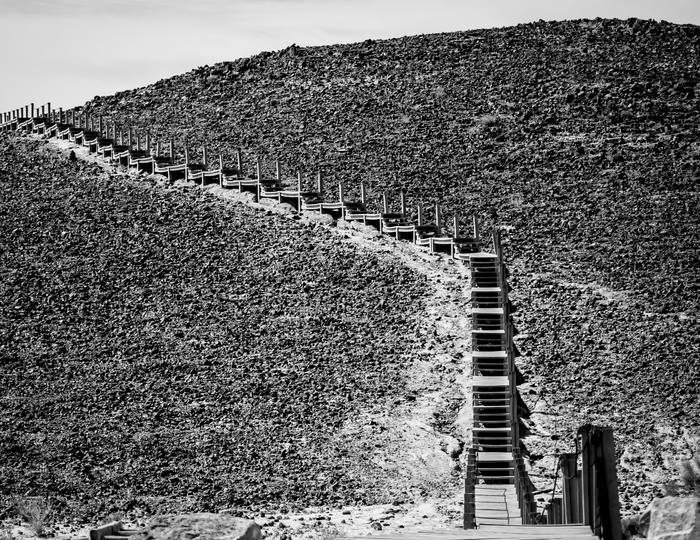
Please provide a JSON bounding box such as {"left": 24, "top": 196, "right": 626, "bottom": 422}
{"left": 638, "top": 504, "right": 652, "bottom": 537}
{"left": 648, "top": 496, "right": 700, "bottom": 540}
{"left": 131, "top": 513, "right": 261, "bottom": 540}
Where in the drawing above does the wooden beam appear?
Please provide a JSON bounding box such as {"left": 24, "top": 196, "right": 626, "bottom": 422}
{"left": 599, "top": 428, "right": 622, "bottom": 540}
{"left": 561, "top": 453, "right": 581, "bottom": 524}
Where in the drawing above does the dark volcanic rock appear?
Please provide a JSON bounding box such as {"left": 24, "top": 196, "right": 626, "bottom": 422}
{"left": 82, "top": 19, "right": 700, "bottom": 510}
{"left": 0, "top": 138, "right": 431, "bottom": 521}
{"left": 4, "top": 16, "right": 700, "bottom": 517}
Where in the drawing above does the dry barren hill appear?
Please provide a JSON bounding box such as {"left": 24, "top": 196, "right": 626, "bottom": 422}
{"left": 81, "top": 17, "right": 700, "bottom": 511}
{"left": 1, "top": 16, "right": 700, "bottom": 524}
{"left": 1, "top": 137, "right": 475, "bottom": 524}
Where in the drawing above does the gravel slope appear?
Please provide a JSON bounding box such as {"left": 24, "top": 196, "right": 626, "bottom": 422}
{"left": 0, "top": 137, "right": 454, "bottom": 523}
{"left": 83, "top": 17, "right": 700, "bottom": 514}
{"left": 3, "top": 16, "right": 700, "bottom": 520}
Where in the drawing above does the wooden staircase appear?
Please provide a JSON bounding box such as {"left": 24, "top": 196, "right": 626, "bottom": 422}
{"left": 4, "top": 104, "right": 623, "bottom": 539}
{"left": 464, "top": 233, "right": 537, "bottom": 528}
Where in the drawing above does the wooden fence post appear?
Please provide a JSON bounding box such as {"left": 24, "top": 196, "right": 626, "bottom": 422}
{"left": 561, "top": 453, "right": 581, "bottom": 524}
{"left": 598, "top": 428, "right": 622, "bottom": 540}
{"left": 463, "top": 448, "right": 476, "bottom": 529}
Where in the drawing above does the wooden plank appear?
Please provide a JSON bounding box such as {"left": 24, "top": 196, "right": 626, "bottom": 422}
{"left": 600, "top": 428, "right": 622, "bottom": 540}
{"left": 477, "top": 452, "right": 513, "bottom": 462}
{"left": 473, "top": 376, "right": 509, "bottom": 387}
{"left": 473, "top": 351, "right": 508, "bottom": 358}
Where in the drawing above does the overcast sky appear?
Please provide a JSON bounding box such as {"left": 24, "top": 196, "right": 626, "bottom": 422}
{"left": 1, "top": 0, "right": 700, "bottom": 114}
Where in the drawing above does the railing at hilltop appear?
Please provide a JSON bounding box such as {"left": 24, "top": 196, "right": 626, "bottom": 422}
{"left": 1, "top": 102, "right": 482, "bottom": 252}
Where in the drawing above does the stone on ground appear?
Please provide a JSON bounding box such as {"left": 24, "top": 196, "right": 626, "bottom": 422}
{"left": 648, "top": 496, "right": 700, "bottom": 540}
{"left": 130, "top": 514, "right": 261, "bottom": 540}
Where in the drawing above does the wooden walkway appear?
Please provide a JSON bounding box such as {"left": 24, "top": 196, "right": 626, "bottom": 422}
{"left": 345, "top": 525, "right": 597, "bottom": 539}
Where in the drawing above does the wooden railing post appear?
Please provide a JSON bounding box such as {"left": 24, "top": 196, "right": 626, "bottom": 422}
{"left": 297, "top": 171, "right": 302, "bottom": 210}
{"left": 598, "top": 428, "right": 622, "bottom": 540}
{"left": 561, "top": 453, "right": 581, "bottom": 524}
{"left": 579, "top": 425, "right": 621, "bottom": 539}
{"left": 464, "top": 448, "right": 476, "bottom": 529}
{"left": 579, "top": 426, "right": 594, "bottom": 530}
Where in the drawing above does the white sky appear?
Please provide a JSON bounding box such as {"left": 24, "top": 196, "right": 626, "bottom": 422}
{"left": 1, "top": 0, "right": 700, "bottom": 114}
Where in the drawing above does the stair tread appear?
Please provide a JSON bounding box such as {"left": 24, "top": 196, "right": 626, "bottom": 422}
{"left": 477, "top": 452, "right": 514, "bottom": 462}
{"left": 473, "top": 376, "right": 509, "bottom": 386}
{"left": 473, "top": 351, "right": 509, "bottom": 357}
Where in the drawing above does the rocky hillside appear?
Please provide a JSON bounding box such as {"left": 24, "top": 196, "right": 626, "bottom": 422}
{"left": 2, "top": 17, "right": 699, "bottom": 521}
{"left": 80, "top": 17, "right": 700, "bottom": 513}
{"left": 1, "top": 137, "right": 472, "bottom": 524}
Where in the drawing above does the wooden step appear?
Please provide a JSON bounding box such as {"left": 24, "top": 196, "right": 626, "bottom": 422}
{"left": 476, "top": 479, "right": 515, "bottom": 486}
{"left": 477, "top": 452, "right": 513, "bottom": 462}
{"left": 472, "top": 376, "right": 509, "bottom": 387}
{"left": 475, "top": 485, "right": 517, "bottom": 494}
{"left": 473, "top": 350, "right": 508, "bottom": 358}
